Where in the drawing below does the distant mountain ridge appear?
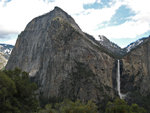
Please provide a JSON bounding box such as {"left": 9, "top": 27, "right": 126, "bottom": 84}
{"left": 0, "top": 43, "right": 14, "bottom": 59}
{"left": 86, "top": 34, "right": 150, "bottom": 58}
{"left": 98, "top": 35, "right": 126, "bottom": 57}
{"left": 0, "top": 43, "right": 14, "bottom": 69}
{"left": 123, "top": 36, "right": 150, "bottom": 53}
{"left": 97, "top": 35, "right": 150, "bottom": 57}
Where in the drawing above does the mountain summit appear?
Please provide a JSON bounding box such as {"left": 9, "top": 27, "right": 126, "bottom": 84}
{"left": 25, "top": 6, "right": 81, "bottom": 33}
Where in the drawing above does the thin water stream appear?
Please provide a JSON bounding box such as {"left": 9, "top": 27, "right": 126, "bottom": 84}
{"left": 117, "top": 60, "right": 126, "bottom": 99}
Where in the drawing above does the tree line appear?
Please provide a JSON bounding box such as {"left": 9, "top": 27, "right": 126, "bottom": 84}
{"left": 0, "top": 68, "right": 147, "bottom": 113}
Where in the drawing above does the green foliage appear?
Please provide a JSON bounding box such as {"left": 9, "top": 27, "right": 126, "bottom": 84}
{"left": 105, "top": 98, "right": 129, "bottom": 113}
{"left": 130, "top": 104, "right": 146, "bottom": 113}
{"left": 0, "top": 71, "right": 17, "bottom": 113}
{"left": 0, "top": 68, "right": 148, "bottom": 113}
{"left": 129, "top": 91, "right": 150, "bottom": 111}
{"left": 0, "top": 68, "right": 39, "bottom": 113}
{"left": 105, "top": 98, "right": 146, "bottom": 113}
{"left": 39, "top": 95, "right": 63, "bottom": 107}
{"left": 58, "top": 99, "right": 97, "bottom": 113}
{"left": 38, "top": 99, "right": 98, "bottom": 113}
{"left": 38, "top": 104, "right": 57, "bottom": 113}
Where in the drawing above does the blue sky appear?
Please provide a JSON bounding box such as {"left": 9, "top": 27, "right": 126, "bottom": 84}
{"left": 0, "top": 0, "right": 150, "bottom": 48}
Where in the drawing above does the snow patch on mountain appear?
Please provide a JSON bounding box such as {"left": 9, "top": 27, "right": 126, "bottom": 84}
{"left": 124, "top": 36, "right": 150, "bottom": 53}
{"left": 4, "top": 48, "right": 12, "bottom": 54}
{"left": 0, "top": 44, "right": 14, "bottom": 60}
{"left": 98, "top": 35, "right": 126, "bottom": 57}
{"left": 99, "top": 35, "right": 104, "bottom": 42}
{"left": 126, "top": 40, "right": 143, "bottom": 52}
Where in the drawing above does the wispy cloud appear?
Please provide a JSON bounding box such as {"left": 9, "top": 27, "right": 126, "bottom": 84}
{"left": 99, "top": 20, "right": 150, "bottom": 38}
{"left": 0, "top": 0, "right": 56, "bottom": 44}
{"left": 97, "top": 0, "right": 150, "bottom": 40}
{"left": 0, "top": 0, "right": 150, "bottom": 47}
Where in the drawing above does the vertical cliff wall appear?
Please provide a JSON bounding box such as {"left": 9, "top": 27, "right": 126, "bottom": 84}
{"left": 122, "top": 40, "right": 150, "bottom": 96}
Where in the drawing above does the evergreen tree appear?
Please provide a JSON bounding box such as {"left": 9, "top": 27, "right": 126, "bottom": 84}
{"left": 38, "top": 99, "right": 98, "bottom": 113}
{"left": 0, "top": 68, "right": 39, "bottom": 113}
{"left": 0, "top": 71, "right": 18, "bottom": 113}
{"left": 105, "top": 98, "right": 146, "bottom": 113}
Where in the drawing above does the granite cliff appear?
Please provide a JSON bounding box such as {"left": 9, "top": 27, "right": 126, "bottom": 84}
{"left": 120, "top": 36, "right": 150, "bottom": 95}
{"left": 6, "top": 7, "right": 117, "bottom": 105}
{"left": 120, "top": 36, "right": 150, "bottom": 109}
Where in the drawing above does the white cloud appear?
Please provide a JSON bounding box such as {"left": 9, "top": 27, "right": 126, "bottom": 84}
{"left": 0, "top": 0, "right": 122, "bottom": 43}
{"left": 97, "top": 0, "right": 101, "bottom": 4}
{"left": 123, "top": 0, "right": 150, "bottom": 13}
{"left": 95, "top": 0, "right": 150, "bottom": 40}
{"left": 52, "top": 0, "right": 84, "bottom": 14}
{"left": 0, "top": 0, "right": 150, "bottom": 46}
{"left": 83, "top": 0, "right": 96, "bottom": 4}
{"left": 0, "top": 0, "right": 90, "bottom": 35}
{"left": 98, "top": 20, "right": 150, "bottom": 39}
{"left": 0, "top": 0, "right": 55, "bottom": 34}
{"left": 73, "top": 0, "right": 123, "bottom": 37}
{"left": 123, "top": 0, "right": 150, "bottom": 24}
{"left": 0, "top": 38, "right": 17, "bottom": 45}
{"left": 0, "top": 34, "right": 17, "bottom": 45}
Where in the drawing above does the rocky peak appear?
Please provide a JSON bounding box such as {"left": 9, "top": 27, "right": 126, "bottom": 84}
{"left": 98, "top": 35, "right": 126, "bottom": 58}
{"left": 99, "top": 35, "right": 109, "bottom": 42}
{"left": 25, "top": 6, "right": 81, "bottom": 33}
{"left": 53, "top": 6, "right": 63, "bottom": 11}
{"left": 123, "top": 36, "right": 150, "bottom": 53}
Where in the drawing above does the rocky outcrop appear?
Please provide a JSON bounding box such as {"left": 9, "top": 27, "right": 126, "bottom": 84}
{"left": 6, "top": 7, "right": 117, "bottom": 104}
{"left": 98, "top": 35, "right": 126, "bottom": 57}
{"left": 120, "top": 36, "right": 150, "bottom": 108}
{"left": 121, "top": 37, "right": 150, "bottom": 95}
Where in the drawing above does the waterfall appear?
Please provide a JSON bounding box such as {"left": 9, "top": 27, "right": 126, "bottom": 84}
{"left": 117, "top": 60, "right": 126, "bottom": 99}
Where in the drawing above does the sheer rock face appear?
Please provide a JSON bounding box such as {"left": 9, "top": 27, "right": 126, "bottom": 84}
{"left": 6, "top": 7, "right": 116, "bottom": 103}
{"left": 121, "top": 39, "right": 150, "bottom": 96}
